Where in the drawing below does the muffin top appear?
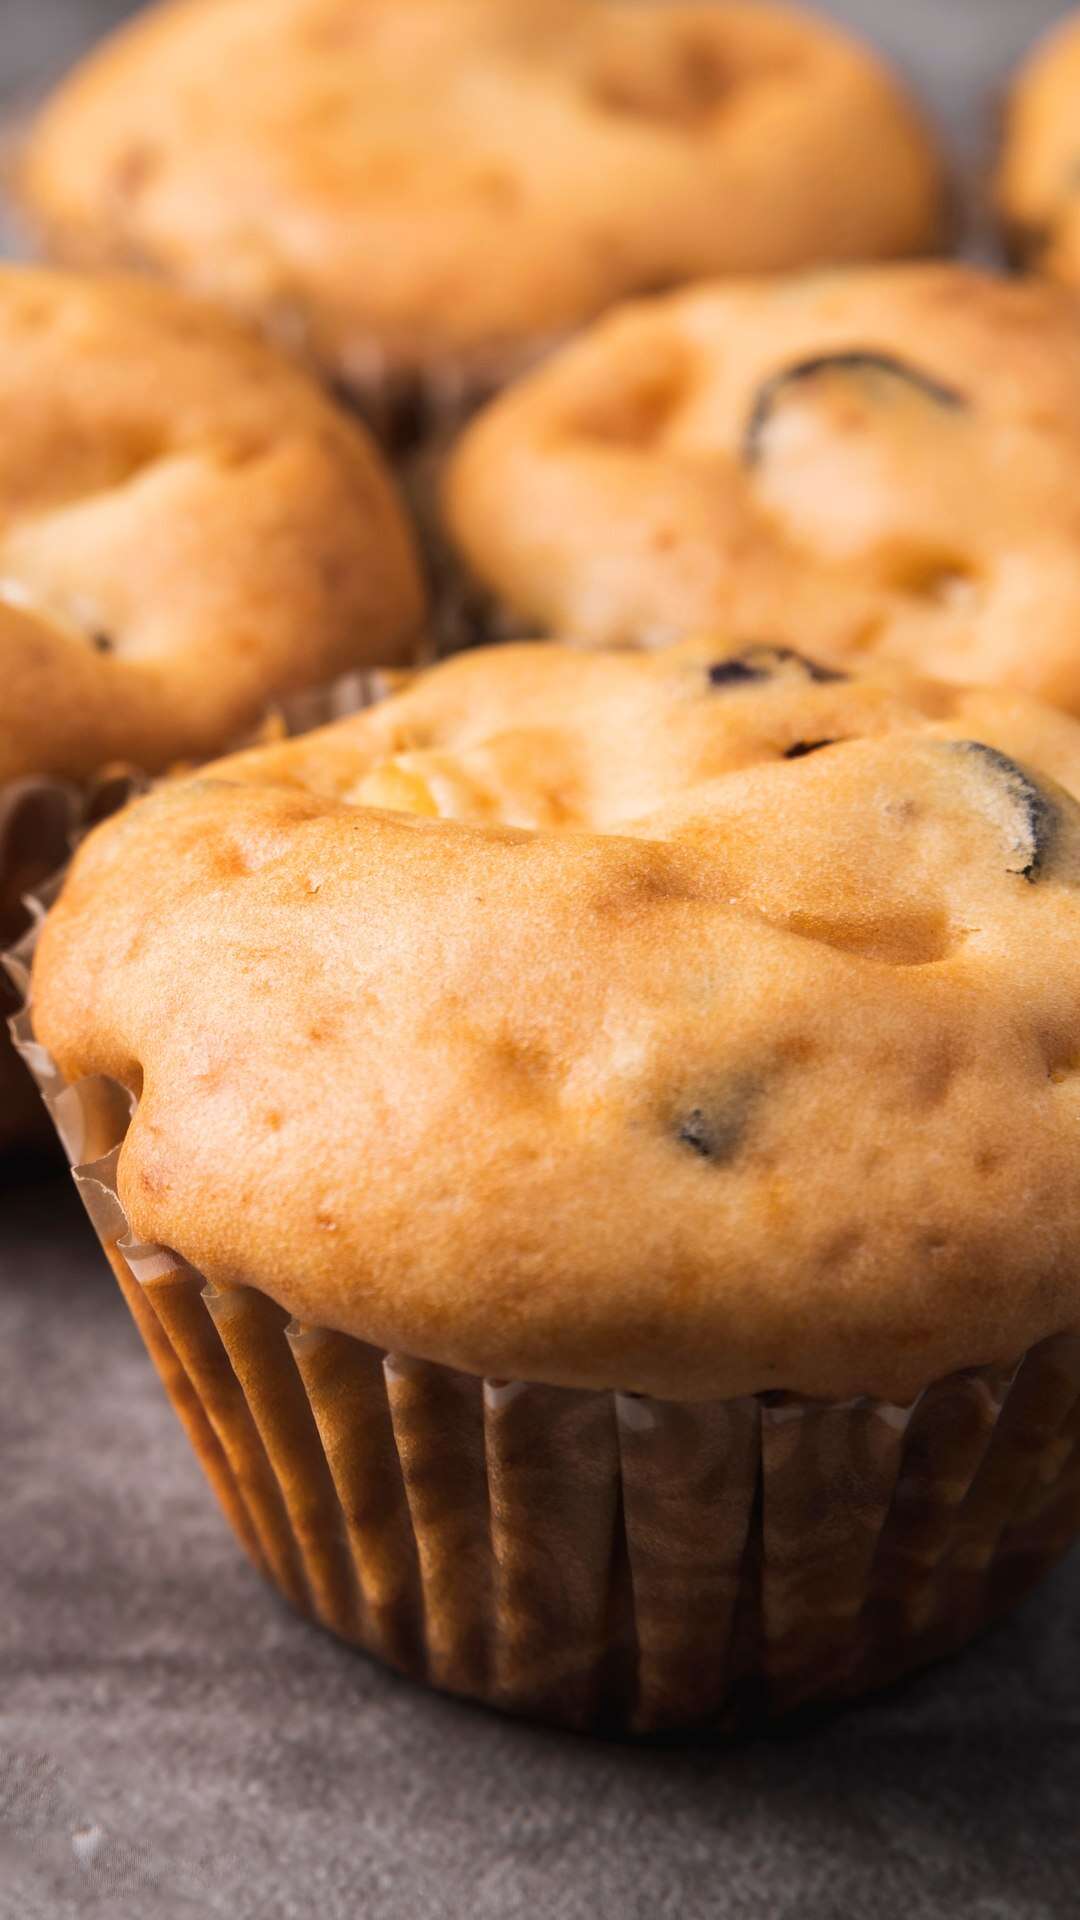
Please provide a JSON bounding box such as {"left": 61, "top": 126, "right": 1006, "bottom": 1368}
{"left": 0, "top": 265, "right": 424, "bottom": 786}
{"left": 17, "top": 0, "right": 943, "bottom": 387}
{"left": 998, "top": 12, "right": 1080, "bottom": 283}
{"left": 446, "top": 263, "right": 1080, "bottom": 715}
{"left": 32, "top": 638, "right": 1080, "bottom": 1404}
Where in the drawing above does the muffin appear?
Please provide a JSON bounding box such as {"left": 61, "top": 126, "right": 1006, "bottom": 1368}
{"left": 13, "top": 0, "right": 945, "bottom": 449}
{"left": 16, "top": 637, "right": 1080, "bottom": 1732}
{"left": 998, "top": 12, "right": 1080, "bottom": 280}
{"left": 444, "top": 262, "right": 1080, "bottom": 713}
{"left": 0, "top": 263, "right": 424, "bottom": 1147}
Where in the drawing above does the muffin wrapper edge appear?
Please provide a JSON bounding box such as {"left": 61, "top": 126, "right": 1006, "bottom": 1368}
{"left": 312, "top": 335, "right": 566, "bottom": 661}
{"left": 0, "top": 777, "right": 83, "bottom": 1146}
{"left": 8, "top": 907, "right": 1080, "bottom": 1730}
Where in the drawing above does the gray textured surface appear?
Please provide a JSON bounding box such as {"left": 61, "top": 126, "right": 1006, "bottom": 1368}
{"left": 3, "top": 2, "right": 1080, "bottom": 1916}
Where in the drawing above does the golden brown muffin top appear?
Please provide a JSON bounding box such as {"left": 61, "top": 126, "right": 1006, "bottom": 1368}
{"left": 17, "top": 0, "right": 943, "bottom": 385}
{"left": 998, "top": 12, "right": 1080, "bottom": 283}
{"left": 0, "top": 265, "right": 424, "bottom": 785}
{"left": 32, "top": 638, "right": 1080, "bottom": 1403}
{"left": 446, "top": 262, "right": 1080, "bottom": 715}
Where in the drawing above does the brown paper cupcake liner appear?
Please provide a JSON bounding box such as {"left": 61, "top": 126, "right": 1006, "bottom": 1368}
{"left": 9, "top": 900, "right": 1080, "bottom": 1732}
{"left": 322, "top": 339, "right": 567, "bottom": 661}
{"left": 0, "top": 778, "right": 86, "bottom": 1148}
{"left": 395, "top": 431, "right": 541, "bottom": 662}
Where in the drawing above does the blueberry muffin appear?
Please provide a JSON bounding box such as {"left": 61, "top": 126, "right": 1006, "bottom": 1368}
{"left": 998, "top": 12, "right": 1080, "bottom": 281}
{"left": 0, "top": 265, "right": 423, "bottom": 785}
{"left": 0, "top": 263, "right": 423, "bottom": 1148}
{"left": 445, "top": 263, "right": 1080, "bottom": 713}
{"left": 20, "top": 638, "right": 1080, "bottom": 1730}
{"left": 14, "top": 0, "right": 945, "bottom": 445}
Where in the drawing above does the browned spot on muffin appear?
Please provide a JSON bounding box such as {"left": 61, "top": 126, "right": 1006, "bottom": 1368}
{"left": 108, "top": 142, "right": 162, "bottom": 203}
{"left": 588, "top": 32, "right": 731, "bottom": 128}
{"left": 778, "top": 906, "right": 954, "bottom": 968}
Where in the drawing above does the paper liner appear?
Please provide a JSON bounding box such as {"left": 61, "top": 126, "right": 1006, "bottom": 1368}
{"left": 9, "top": 907, "right": 1080, "bottom": 1732}
{"left": 323, "top": 344, "right": 563, "bottom": 660}
{"left": 0, "top": 778, "right": 82, "bottom": 1148}
{"left": 396, "top": 433, "right": 535, "bottom": 662}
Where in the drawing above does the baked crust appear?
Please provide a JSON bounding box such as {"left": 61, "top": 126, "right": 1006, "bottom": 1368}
{"left": 31, "top": 638, "right": 1080, "bottom": 1402}
{"left": 997, "top": 12, "right": 1080, "bottom": 282}
{"left": 445, "top": 263, "right": 1080, "bottom": 713}
{"left": 0, "top": 265, "right": 424, "bottom": 784}
{"left": 16, "top": 0, "right": 944, "bottom": 385}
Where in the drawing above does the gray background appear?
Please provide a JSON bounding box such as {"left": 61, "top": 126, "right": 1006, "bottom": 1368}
{"left": 3, "top": 3, "right": 1080, "bottom": 1917}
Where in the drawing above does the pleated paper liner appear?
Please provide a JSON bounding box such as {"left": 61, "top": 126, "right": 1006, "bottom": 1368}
{"left": 0, "top": 777, "right": 85, "bottom": 1150}
{"left": 320, "top": 340, "right": 566, "bottom": 661}
{"left": 9, "top": 898, "right": 1080, "bottom": 1732}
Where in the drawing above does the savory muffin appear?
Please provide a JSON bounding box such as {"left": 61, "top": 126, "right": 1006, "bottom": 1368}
{"left": 444, "top": 262, "right": 1080, "bottom": 713}
{"left": 998, "top": 11, "right": 1080, "bottom": 281}
{"left": 22, "top": 638, "right": 1080, "bottom": 1727}
{"left": 14, "top": 0, "right": 945, "bottom": 437}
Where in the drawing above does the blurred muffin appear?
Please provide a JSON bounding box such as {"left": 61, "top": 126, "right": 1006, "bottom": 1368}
{"left": 998, "top": 12, "right": 1080, "bottom": 280}
{"left": 14, "top": 0, "right": 945, "bottom": 446}
{"left": 0, "top": 262, "right": 423, "bottom": 1148}
{"left": 0, "top": 264, "right": 423, "bottom": 785}
{"left": 22, "top": 637, "right": 1080, "bottom": 1730}
{"left": 445, "top": 263, "right": 1080, "bottom": 713}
